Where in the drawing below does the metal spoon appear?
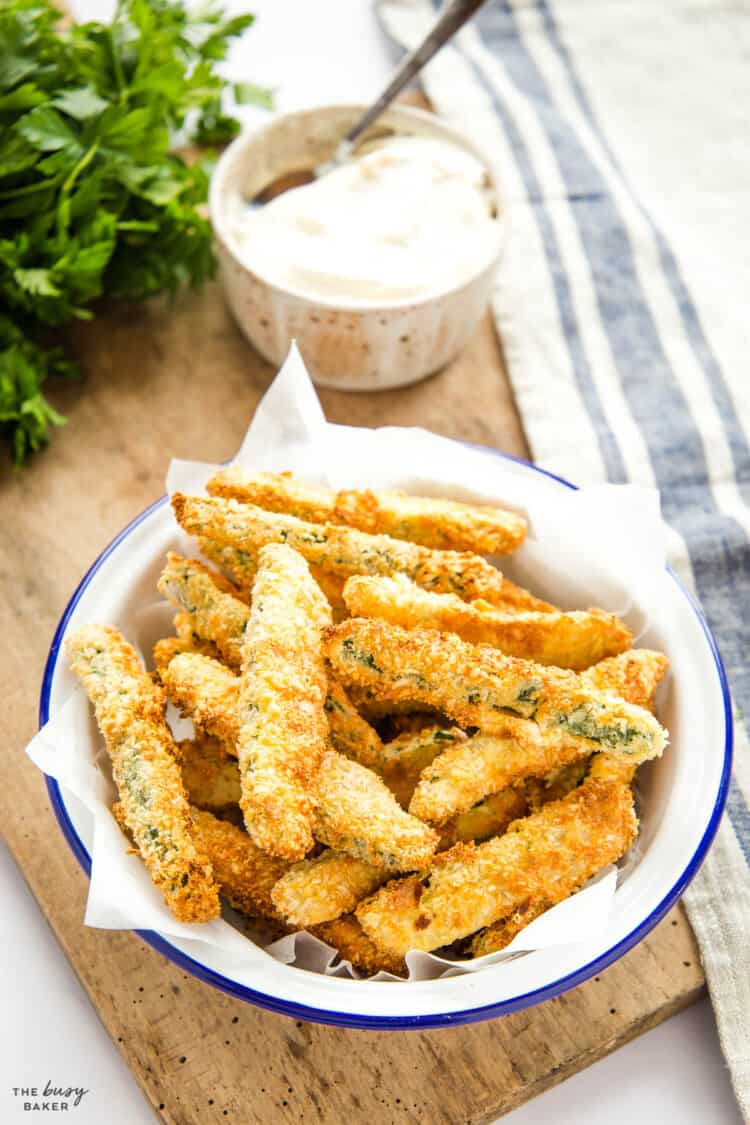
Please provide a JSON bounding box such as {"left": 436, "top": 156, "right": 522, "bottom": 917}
{"left": 252, "top": 0, "right": 490, "bottom": 205}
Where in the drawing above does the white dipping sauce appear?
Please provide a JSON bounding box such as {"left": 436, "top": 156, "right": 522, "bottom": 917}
{"left": 227, "top": 137, "right": 501, "bottom": 304}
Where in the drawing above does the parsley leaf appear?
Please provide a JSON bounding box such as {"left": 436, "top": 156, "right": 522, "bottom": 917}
{"left": 0, "top": 0, "right": 265, "bottom": 465}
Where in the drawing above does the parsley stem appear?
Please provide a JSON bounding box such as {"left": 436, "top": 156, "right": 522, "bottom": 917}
{"left": 61, "top": 140, "right": 99, "bottom": 196}
{"left": 108, "top": 22, "right": 127, "bottom": 101}
{"left": 0, "top": 176, "right": 62, "bottom": 201}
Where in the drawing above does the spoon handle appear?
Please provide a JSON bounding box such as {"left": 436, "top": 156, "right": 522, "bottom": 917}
{"left": 342, "top": 0, "right": 489, "bottom": 149}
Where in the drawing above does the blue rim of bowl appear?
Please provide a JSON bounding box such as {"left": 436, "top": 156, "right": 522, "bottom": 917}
{"left": 38, "top": 451, "right": 733, "bottom": 1030}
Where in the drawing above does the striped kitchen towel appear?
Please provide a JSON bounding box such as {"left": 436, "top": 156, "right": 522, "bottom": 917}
{"left": 378, "top": 0, "right": 750, "bottom": 1116}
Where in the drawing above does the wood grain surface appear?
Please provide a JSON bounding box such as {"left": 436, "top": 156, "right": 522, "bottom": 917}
{"left": 0, "top": 282, "right": 705, "bottom": 1125}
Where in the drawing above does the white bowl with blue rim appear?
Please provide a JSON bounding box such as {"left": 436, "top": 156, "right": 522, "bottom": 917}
{"left": 39, "top": 450, "right": 731, "bottom": 1028}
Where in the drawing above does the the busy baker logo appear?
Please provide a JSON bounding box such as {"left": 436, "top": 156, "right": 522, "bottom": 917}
{"left": 11, "top": 1083, "right": 89, "bottom": 1112}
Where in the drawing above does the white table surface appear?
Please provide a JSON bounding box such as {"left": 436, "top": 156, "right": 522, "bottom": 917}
{"left": 5, "top": 2, "right": 742, "bottom": 1122}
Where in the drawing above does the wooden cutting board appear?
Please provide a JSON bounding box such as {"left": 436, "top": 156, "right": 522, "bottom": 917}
{"left": 0, "top": 282, "right": 704, "bottom": 1124}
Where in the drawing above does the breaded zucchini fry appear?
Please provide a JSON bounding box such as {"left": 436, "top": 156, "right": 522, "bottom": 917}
{"left": 271, "top": 850, "right": 388, "bottom": 927}
{"left": 582, "top": 649, "right": 669, "bottom": 713}
{"left": 379, "top": 725, "right": 467, "bottom": 807}
{"left": 343, "top": 574, "right": 631, "bottom": 670}
{"left": 356, "top": 777, "right": 637, "bottom": 956}
{"left": 470, "top": 899, "right": 552, "bottom": 957}
{"left": 524, "top": 757, "right": 590, "bottom": 812}
{"left": 409, "top": 646, "right": 667, "bottom": 825}
{"left": 326, "top": 619, "right": 667, "bottom": 763}
{"left": 325, "top": 676, "right": 386, "bottom": 770}
{"left": 161, "top": 643, "right": 430, "bottom": 870}
{"left": 470, "top": 751, "right": 640, "bottom": 956}
{"left": 162, "top": 651, "right": 241, "bottom": 747}
{"left": 438, "top": 786, "right": 529, "bottom": 847}
{"left": 152, "top": 612, "right": 221, "bottom": 675}
{"left": 408, "top": 730, "right": 571, "bottom": 825}
{"left": 198, "top": 538, "right": 348, "bottom": 620}
{"left": 315, "top": 750, "right": 438, "bottom": 872}
{"left": 344, "top": 686, "right": 440, "bottom": 723}
{"left": 207, "top": 467, "right": 528, "bottom": 556}
{"left": 163, "top": 652, "right": 384, "bottom": 771}
{"left": 157, "top": 553, "right": 249, "bottom": 669}
{"left": 176, "top": 735, "right": 241, "bottom": 810}
{"left": 237, "top": 543, "right": 331, "bottom": 860}
{"left": 311, "top": 916, "right": 406, "bottom": 976}
{"left": 66, "top": 625, "right": 220, "bottom": 923}
{"left": 172, "top": 493, "right": 548, "bottom": 610}
{"left": 190, "top": 807, "right": 289, "bottom": 921}
{"left": 586, "top": 750, "right": 638, "bottom": 785}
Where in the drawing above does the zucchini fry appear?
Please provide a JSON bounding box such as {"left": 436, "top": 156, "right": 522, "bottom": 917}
{"left": 409, "top": 646, "right": 668, "bottom": 825}
{"left": 470, "top": 899, "right": 552, "bottom": 957}
{"left": 470, "top": 750, "right": 639, "bottom": 956}
{"left": 66, "top": 625, "right": 220, "bottom": 923}
{"left": 582, "top": 649, "right": 669, "bottom": 713}
{"left": 172, "top": 492, "right": 549, "bottom": 610}
{"left": 198, "top": 538, "right": 348, "bottom": 620}
{"left": 163, "top": 652, "right": 384, "bottom": 771}
{"left": 311, "top": 916, "right": 406, "bottom": 976}
{"left": 157, "top": 553, "right": 249, "bottom": 669}
{"left": 524, "top": 758, "right": 590, "bottom": 812}
{"left": 325, "top": 676, "right": 386, "bottom": 770}
{"left": 343, "top": 574, "right": 632, "bottom": 670}
{"left": 326, "top": 619, "right": 667, "bottom": 763}
{"left": 237, "top": 543, "right": 331, "bottom": 861}
{"left": 152, "top": 612, "right": 221, "bottom": 675}
{"left": 207, "top": 467, "right": 528, "bottom": 556}
{"left": 314, "top": 749, "right": 438, "bottom": 872}
{"left": 162, "top": 651, "right": 240, "bottom": 747}
{"left": 190, "top": 807, "right": 289, "bottom": 922}
{"left": 356, "top": 777, "right": 637, "bottom": 956}
{"left": 380, "top": 725, "right": 467, "bottom": 807}
{"left": 176, "top": 735, "right": 241, "bottom": 810}
{"left": 271, "top": 850, "right": 388, "bottom": 927}
{"left": 162, "top": 652, "right": 435, "bottom": 871}
{"left": 438, "top": 786, "right": 529, "bottom": 847}
{"left": 409, "top": 730, "right": 573, "bottom": 825}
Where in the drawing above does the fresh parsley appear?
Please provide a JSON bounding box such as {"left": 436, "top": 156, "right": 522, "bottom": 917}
{"left": 0, "top": 0, "right": 266, "bottom": 464}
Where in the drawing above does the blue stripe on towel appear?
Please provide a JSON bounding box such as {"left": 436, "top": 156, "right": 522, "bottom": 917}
{"left": 536, "top": 0, "right": 750, "bottom": 502}
{"left": 426, "top": 0, "right": 627, "bottom": 481}
{"left": 462, "top": 2, "right": 750, "bottom": 855}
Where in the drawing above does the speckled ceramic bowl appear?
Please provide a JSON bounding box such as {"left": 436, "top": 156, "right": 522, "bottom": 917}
{"left": 208, "top": 104, "right": 504, "bottom": 391}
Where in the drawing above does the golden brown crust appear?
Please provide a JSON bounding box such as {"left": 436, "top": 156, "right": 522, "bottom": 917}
{"left": 152, "top": 613, "right": 222, "bottom": 677}
{"left": 158, "top": 553, "right": 249, "bottom": 668}
{"left": 314, "top": 750, "right": 439, "bottom": 872}
{"left": 438, "top": 785, "right": 529, "bottom": 847}
{"left": 408, "top": 730, "right": 584, "bottom": 825}
{"left": 161, "top": 620, "right": 432, "bottom": 871}
{"left": 582, "top": 649, "right": 669, "bottom": 713}
{"left": 326, "top": 618, "right": 667, "bottom": 764}
{"left": 356, "top": 778, "right": 637, "bottom": 956}
{"left": 236, "top": 543, "right": 331, "bottom": 861}
{"left": 325, "top": 675, "right": 385, "bottom": 770}
{"left": 524, "top": 757, "right": 590, "bottom": 812}
{"left": 379, "top": 725, "right": 467, "bottom": 808}
{"left": 271, "top": 850, "right": 387, "bottom": 927}
{"left": 311, "top": 916, "right": 407, "bottom": 976}
{"left": 162, "top": 651, "right": 241, "bottom": 748}
{"left": 343, "top": 574, "right": 632, "bottom": 670}
{"left": 177, "top": 735, "right": 241, "bottom": 810}
{"left": 207, "top": 468, "right": 527, "bottom": 556}
{"left": 198, "top": 538, "right": 348, "bottom": 621}
{"left": 66, "top": 625, "right": 220, "bottom": 923}
{"left": 190, "top": 807, "right": 289, "bottom": 921}
{"left": 470, "top": 899, "right": 552, "bottom": 957}
{"left": 172, "top": 492, "right": 544, "bottom": 609}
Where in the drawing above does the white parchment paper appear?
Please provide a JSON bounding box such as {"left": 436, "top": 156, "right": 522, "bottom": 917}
{"left": 26, "top": 343, "right": 666, "bottom": 982}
